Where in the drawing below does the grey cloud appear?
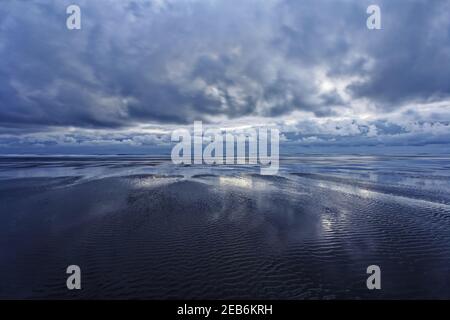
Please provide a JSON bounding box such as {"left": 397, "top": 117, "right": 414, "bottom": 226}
{"left": 348, "top": 0, "right": 450, "bottom": 107}
{"left": 0, "top": 0, "right": 449, "bottom": 146}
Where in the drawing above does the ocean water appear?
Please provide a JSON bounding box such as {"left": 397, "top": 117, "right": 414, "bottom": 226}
{"left": 0, "top": 155, "right": 449, "bottom": 299}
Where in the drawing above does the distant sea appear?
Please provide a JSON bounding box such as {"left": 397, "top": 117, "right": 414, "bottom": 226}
{"left": 1, "top": 155, "right": 449, "bottom": 299}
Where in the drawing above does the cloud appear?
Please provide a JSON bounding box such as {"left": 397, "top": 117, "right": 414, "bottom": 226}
{"left": 348, "top": 0, "right": 450, "bottom": 108}
{"left": 0, "top": 0, "right": 449, "bottom": 151}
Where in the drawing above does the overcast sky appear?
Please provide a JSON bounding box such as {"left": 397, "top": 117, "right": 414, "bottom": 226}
{"left": 1, "top": 0, "right": 450, "bottom": 154}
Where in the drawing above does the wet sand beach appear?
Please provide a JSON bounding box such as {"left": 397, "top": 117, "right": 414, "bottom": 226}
{"left": 0, "top": 156, "right": 449, "bottom": 299}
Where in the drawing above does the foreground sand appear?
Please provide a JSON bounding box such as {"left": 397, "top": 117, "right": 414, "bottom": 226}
{"left": 1, "top": 168, "right": 450, "bottom": 299}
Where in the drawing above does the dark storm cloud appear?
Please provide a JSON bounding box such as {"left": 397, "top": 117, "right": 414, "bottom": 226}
{"left": 0, "top": 0, "right": 449, "bottom": 133}
{"left": 348, "top": 0, "right": 450, "bottom": 107}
